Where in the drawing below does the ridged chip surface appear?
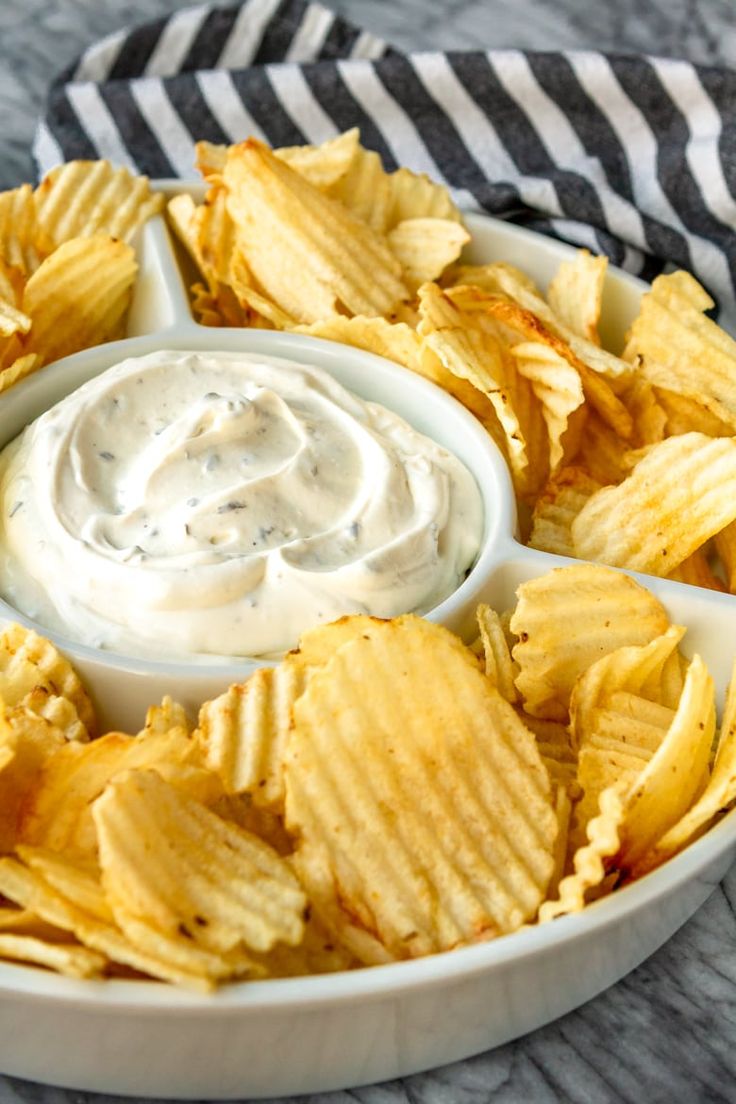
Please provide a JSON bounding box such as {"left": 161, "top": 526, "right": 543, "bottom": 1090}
{"left": 93, "top": 769, "right": 306, "bottom": 955}
{"left": 510, "top": 566, "right": 671, "bottom": 720}
{"left": 285, "top": 616, "right": 557, "bottom": 960}
{"left": 34, "top": 161, "right": 163, "bottom": 246}
{"left": 198, "top": 659, "right": 305, "bottom": 810}
{"left": 572, "top": 432, "right": 736, "bottom": 574}
{"left": 0, "top": 623, "right": 95, "bottom": 736}
{"left": 224, "top": 139, "right": 408, "bottom": 323}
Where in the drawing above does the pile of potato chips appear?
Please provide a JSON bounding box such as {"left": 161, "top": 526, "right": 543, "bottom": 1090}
{"left": 168, "top": 129, "right": 736, "bottom": 594}
{"left": 0, "top": 562, "right": 734, "bottom": 990}
{"left": 0, "top": 163, "right": 162, "bottom": 393}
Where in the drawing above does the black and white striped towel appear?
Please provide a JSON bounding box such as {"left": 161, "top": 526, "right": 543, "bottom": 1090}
{"left": 34, "top": 0, "right": 736, "bottom": 327}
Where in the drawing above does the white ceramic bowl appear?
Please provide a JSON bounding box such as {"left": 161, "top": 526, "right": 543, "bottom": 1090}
{"left": 0, "top": 324, "right": 509, "bottom": 731}
{"left": 0, "top": 196, "right": 735, "bottom": 1099}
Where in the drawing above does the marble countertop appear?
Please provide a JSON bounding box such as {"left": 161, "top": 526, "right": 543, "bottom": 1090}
{"left": 1, "top": 1, "right": 736, "bottom": 1102}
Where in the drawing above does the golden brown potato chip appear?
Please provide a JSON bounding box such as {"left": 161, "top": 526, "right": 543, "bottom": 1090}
{"left": 511, "top": 341, "right": 585, "bottom": 471}
{"left": 19, "top": 727, "right": 204, "bottom": 856}
{"left": 0, "top": 257, "right": 24, "bottom": 311}
{"left": 275, "top": 128, "right": 361, "bottom": 189}
{"left": 715, "top": 519, "right": 736, "bottom": 595}
{"left": 167, "top": 193, "right": 207, "bottom": 274}
{"left": 654, "top": 386, "right": 734, "bottom": 438}
{"left": 446, "top": 284, "right": 632, "bottom": 439}
{"left": 446, "top": 261, "right": 542, "bottom": 297}
{"left": 294, "top": 315, "right": 422, "bottom": 372}
{"left": 0, "top": 932, "right": 106, "bottom": 978}
{"left": 669, "top": 548, "right": 726, "bottom": 592}
{"left": 453, "top": 263, "right": 631, "bottom": 382}
{"left": 327, "top": 145, "right": 391, "bottom": 233}
{"left": 35, "top": 161, "right": 164, "bottom": 246}
{"left": 387, "top": 218, "right": 469, "bottom": 291}
{"left": 93, "top": 769, "right": 307, "bottom": 954}
{"left": 636, "top": 656, "right": 736, "bottom": 871}
{"left": 229, "top": 259, "right": 295, "bottom": 329}
{"left": 617, "top": 653, "right": 715, "bottom": 867}
{"left": 17, "top": 845, "right": 112, "bottom": 923}
{"left": 224, "top": 139, "right": 408, "bottom": 323}
{"left": 196, "top": 184, "right": 239, "bottom": 289}
{"left": 418, "top": 282, "right": 548, "bottom": 496}
{"left": 17, "top": 686, "right": 89, "bottom": 743}
{"left": 510, "top": 565, "right": 671, "bottom": 720}
{"left": 0, "top": 352, "right": 39, "bottom": 395}
{"left": 22, "top": 236, "right": 137, "bottom": 367}
{"left": 139, "top": 695, "right": 190, "bottom": 739}
{"left": 622, "top": 378, "right": 667, "bottom": 447}
{"left": 623, "top": 272, "right": 736, "bottom": 431}
{"left": 528, "top": 467, "right": 603, "bottom": 557}
{"left": 571, "top": 626, "right": 686, "bottom": 751}
{"left": 539, "top": 785, "right": 626, "bottom": 921}
{"left": 576, "top": 411, "right": 633, "bottom": 486}
{"left": 0, "top": 297, "right": 31, "bottom": 338}
{"left": 291, "top": 844, "right": 396, "bottom": 967}
{"left": 291, "top": 614, "right": 387, "bottom": 669}
{"left": 476, "top": 604, "right": 518, "bottom": 703}
{"left": 0, "top": 184, "right": 51, "bottom": 273}
{"left": 546, "top": 249, "right": 607, "bottom": 344}
{"left": 194, "top": 139, "right": 227, "bottom": 179}
{"left": 0, "top": 623, "right": 95, "bottom": 735}
{"left": 569, "top": 628, "right": 685, "bottom": 840}
{"left": 197, "top": 659, "right": 305, "bottom": 810}
{"left": 252, "top": 895, "right": 357, "bottom": 978}
{"left": 0, "top": 702, "right": 64, "bottom": 853}
{"left": 572, "top": 433, "right": 736, "bottom": 576}
{"left": 286, "top": 615, "right": 558, "bottom": 960}
{"left": 0, "top": 856, "right": 247, "bottom": 990}
{"left": 384, "top": 166, "right": 462, "bottom": 229}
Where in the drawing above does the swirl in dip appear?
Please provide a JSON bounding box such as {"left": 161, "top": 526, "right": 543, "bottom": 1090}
{"left": 0, "top": 349, "right": 483, "bottom": 659}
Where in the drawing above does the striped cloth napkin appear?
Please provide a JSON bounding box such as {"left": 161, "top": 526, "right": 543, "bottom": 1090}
{"left": 34, "top": 0, "right": 736, "bottom": 326}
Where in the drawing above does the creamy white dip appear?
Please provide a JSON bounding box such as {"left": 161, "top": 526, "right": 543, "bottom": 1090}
{"left": 0, "top": 349, "right": 483, "bottom": 659}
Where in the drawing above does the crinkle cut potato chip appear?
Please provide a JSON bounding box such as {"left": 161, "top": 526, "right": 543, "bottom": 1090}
{"left": 22, "top": 236, "right": 137, "bottom": 369}
{"left": 546, "top": 248, "right": 607, "bottom": 345}
{"left": 623, "top": 271, "right": 736, "bottom": 431}
{"left": 0, "top": 578, "right": 734, "bottom": 988}
{"left": 197, "top": 659, "right": 305, "bottom": 811}
{"left": 510, "top": 565, "right": 671, "bottom": 721}
{"left": 0, "top": 622, "right": 95, "bottom": 735}
{"left": 223, "top": 138, "right": 408, "bottom": 323}
{"left": 285, "top": 615, "right": 558, "bottom": 961}
{"left": 93, "top": 770, "right": 306, "bottom": 955}
{"left": 417, "top": 281, "right": 549, "bottom": 498}
{"left": 34, "top": 161, "right": 164, "bottom": 246}
{"left": 18, "top": 726, "right": 210, "bottom": 856}
{"left": 572, "top": 433, "right": 736, "bottom": 576}
{"left": 528, "top": 467, "right": 603, "bottom": 557}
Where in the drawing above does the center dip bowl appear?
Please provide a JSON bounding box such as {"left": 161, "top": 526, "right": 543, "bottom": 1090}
{"left": 1, "top": 197, "right": 736, "bottom": 1099}
{"left": 0, "top": 305, "right": 509, "bottom": 729}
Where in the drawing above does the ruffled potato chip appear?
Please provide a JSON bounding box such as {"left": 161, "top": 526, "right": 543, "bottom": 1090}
{"left": 528, "top": 467, "right": 603, "bottom": 557}
{"left": 22, "top": 236, "right": 137, "bottom": 368}
{"left": 286, "top": 615, "right": 557, "bottom": 960}
{"left": 624, "top": 271, "right": 736, "bottom": 431}
{"left": 34, "top": 161, "right": 163, "bottom": 247}
{"left": 224, "top": 139, "right": 408, "bottom": 324}
{"left": 197, "top": 659, "right": 305, "bottom": 811}
{"left": 547, "top": 249, "right": 607, "bottom": 345}
{"left": 572, "top": 433, "right": 736, "bottom": 576}
{"left": 510, "top": 565, "right": 671, "bottom": 720}
{"left": 94, "top": 769, "right": 306, "bottom": 954}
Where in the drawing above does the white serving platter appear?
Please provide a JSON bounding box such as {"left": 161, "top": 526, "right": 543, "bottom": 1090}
{"left": 0, "top": 193, "right": 734, "bottom": 1099}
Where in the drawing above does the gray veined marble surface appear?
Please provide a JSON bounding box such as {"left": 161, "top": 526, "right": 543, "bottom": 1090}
{"left": 1, "top": 0, "right": 736, "bottom": 1101}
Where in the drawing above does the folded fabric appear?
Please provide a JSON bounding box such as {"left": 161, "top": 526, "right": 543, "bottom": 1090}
{"left": 35, "top": 0, "right": 736, "bottom": 325}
